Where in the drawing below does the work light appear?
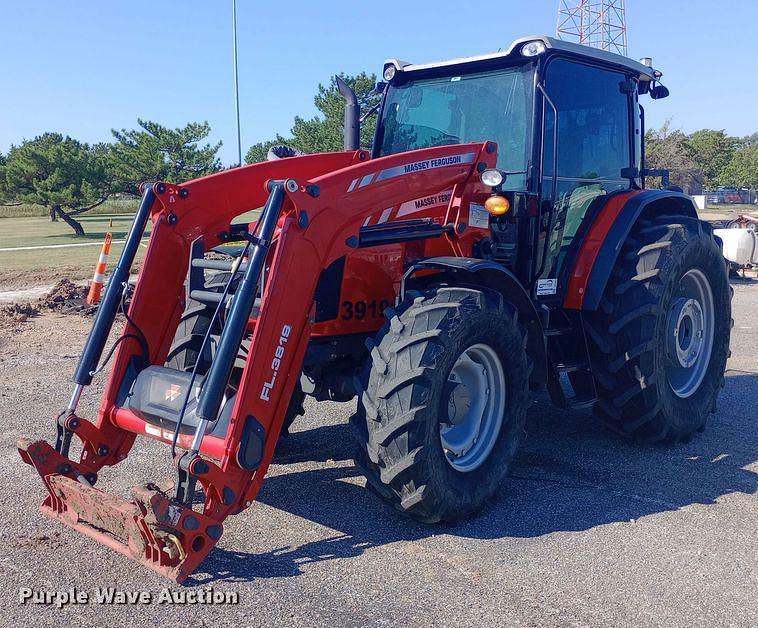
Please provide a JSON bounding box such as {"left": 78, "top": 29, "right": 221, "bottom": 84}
{"left": 481, "top": 169, "right": 504, "bottom": 187}
{"left": 521, "top": 41, "right": 546, "bottom": 57}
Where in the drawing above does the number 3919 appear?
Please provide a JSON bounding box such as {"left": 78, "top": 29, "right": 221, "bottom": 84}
{"left": 341, "top": 299, "right": 391, "bottom": 320}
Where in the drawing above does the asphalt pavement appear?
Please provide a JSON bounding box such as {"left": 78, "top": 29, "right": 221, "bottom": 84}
{"left": 0, "top": 280, "right": 756, "bottom": 627}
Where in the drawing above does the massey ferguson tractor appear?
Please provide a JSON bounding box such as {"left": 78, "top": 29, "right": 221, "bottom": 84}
{"left": 18, "top": 36, "right": 732, "bottom": 582}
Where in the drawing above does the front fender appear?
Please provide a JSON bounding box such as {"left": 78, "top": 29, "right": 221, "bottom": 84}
{"left": 404, "top": 256, "right": 548, "bottom": 383}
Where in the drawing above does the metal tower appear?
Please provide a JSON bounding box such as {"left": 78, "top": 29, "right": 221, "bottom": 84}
{"left": 556, "top": 0, "right": 628, "bottom": 56}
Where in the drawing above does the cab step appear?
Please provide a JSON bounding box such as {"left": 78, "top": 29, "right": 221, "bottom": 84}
{"left": 544, "top": 326, "right": 573, "bottom": 337}
{"left": 546, "top": 377, "right": 597, "bottom": 411}
{"left": 553, "top": 361, "right": 588, "bottom": 374}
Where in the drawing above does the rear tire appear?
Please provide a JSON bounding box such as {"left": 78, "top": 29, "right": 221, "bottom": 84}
{"left": 351, "top": 287, "right": 531, "bottom": 523}
{"left": 586, "top": 214, "right": 731, "bottom": 443}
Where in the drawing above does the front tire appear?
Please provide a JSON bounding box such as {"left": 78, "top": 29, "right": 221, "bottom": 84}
{"left": 351, "top": 287, "right": 531, "bottom": 523}
{"left": 166, "top": 270, "right": 305, "bottom": 434}
{"left": 586, "top": 213, "right": 731, "bottom": 443}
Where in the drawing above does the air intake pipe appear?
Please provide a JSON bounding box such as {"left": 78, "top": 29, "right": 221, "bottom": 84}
{"left": 336, "top": 76, "right": 360, "bottom": 151}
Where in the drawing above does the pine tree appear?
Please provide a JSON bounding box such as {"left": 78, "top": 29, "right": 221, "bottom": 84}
{"left": 110, "top": 119, "right": 222, "bottom": 194}
{"left": 3, "top": 133, "right": 110, "bottom": 235}
{"left": 245, "top": 73, "right": 380, "bottom": 163}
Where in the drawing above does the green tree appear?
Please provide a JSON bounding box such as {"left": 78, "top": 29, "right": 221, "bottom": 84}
{"left": 686, "top": 129, "right": 736, "bottom": 189}
{"left": 0, "top": 151, "right": 21, "bottom": 205}
{"left": 246, "top": 72, "right": 380, "bottom": 163}
{"left": 644, "top": 121, "right": 702, "bottom": 193}
{"left": 738, "top": 132, "right": 758, "bottom": 148}
{"left": 110, "top": 119, "right": 222, "bottom": 194}
{"left": 3, "top": 133, "right": 110, "bottom": 235}
{"left": 721, "top": 145, "right": 758, "bottom": 190}
{"left": 244, "top": 134, "right": 290, "bottom": 165}
{"left": 0, "top": 151, "right": 8, "bottom": 203}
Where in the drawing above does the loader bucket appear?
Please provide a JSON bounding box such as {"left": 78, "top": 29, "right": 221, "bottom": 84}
{"left": 18, "top": 439, "right": 219, "bottom": 583}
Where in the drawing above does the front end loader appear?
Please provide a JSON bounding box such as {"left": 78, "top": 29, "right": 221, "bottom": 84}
{"left": 19, "top": 141, "right": 499, "bottom": 582}
{"left": 19, "top": 36, "right": 732, "bottom": 582}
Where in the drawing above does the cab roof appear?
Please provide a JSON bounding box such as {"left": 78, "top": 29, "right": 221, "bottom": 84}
{"left": 384, "top": 35, "right": 659, "bottom": 82}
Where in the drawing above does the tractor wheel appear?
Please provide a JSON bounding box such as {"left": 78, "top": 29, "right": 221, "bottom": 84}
{"left": 585, "top": 214, "right": 731, "bottom": 443}
{"left": 167, "top": 271, "right": 233, "bottom": 374}
{"left": 166, "top": 271, "right": 305, "bottom": 434}
{"left": 351, "top": 287, "right": 531, "bottom": 523}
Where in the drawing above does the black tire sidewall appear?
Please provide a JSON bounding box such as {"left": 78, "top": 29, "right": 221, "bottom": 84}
{"left": 416, "top": 295, "right": 529, "bottom": 519}
{"left": 649, "top": 231, "right": 731, "bottom": 431}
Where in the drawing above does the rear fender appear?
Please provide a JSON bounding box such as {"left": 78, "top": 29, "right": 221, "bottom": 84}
{"left": 404, "top": 256, "right": 548, "bottom": 383}
{"left": 564, "top": 190, "right": 699, "bottom": 311}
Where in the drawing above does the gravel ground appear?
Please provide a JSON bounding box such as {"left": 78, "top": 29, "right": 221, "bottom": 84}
{"left": 0, "top": 281, "right": 756, "bottom": 627}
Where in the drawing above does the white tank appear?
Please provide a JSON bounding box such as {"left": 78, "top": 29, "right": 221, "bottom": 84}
{"left": 714, "top": 228, "right": 758, "bottom": 265}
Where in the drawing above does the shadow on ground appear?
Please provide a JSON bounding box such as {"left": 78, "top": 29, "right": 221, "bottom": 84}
{"left": 38, "top": 215, "right": 146, "bottom": 243}
{"left": 193, "top": 373, "right": 758, "bottom": 583}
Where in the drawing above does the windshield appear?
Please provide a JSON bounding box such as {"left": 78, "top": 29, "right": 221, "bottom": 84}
{"left": 375, "top": 64, "right": 535, "bottom": 189}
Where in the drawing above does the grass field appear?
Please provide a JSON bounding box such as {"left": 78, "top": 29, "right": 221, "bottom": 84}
{"left": 0, "top": 207, "right": 259, "bottom": 285}
{"left": 0, "top": 200, "right": 144, "bottom": 278}
{"left": 0, "top": 213, "right": 150, "bottom": 278}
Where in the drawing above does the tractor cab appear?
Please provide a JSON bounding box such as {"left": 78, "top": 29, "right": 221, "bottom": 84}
{"left": 373, "top": 36, "right": 666, "bottom": 297}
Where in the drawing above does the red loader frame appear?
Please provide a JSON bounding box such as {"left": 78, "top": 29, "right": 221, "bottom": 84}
{"left": 18, "top": 142, "right": 497, "bottom": 582}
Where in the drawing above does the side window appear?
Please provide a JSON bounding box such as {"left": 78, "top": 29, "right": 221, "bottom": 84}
{"left": 543, "top": 59, "right": 631, "bottom": 181}
{"left": 541, "top": 59, "right": 632, "bottom": 277}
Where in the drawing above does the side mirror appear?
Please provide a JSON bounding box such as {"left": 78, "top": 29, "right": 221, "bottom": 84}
{"left": 650, "top": 84, "right": 670, "bottom": 100}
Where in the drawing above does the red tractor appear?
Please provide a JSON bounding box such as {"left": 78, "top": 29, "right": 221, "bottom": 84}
{"left": 18, "top": 36, "right": 732, "bottom": 582}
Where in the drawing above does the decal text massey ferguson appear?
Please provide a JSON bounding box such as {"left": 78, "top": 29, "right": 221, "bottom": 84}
{"left": 347, "top": 152, "right": 475, "bottom": 192}
{"left": 396, "top": 189, "right": 453, "bottom": 218}
{"left": 402, "top": 154, "right": 464, "bottom": 173}
{"left": 260, "top": 324, "right": 292, "bottom": 401}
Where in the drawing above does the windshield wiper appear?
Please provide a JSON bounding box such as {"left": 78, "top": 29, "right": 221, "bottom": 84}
{"left": 360, "top": 102, "right": 381, "bottom": 124}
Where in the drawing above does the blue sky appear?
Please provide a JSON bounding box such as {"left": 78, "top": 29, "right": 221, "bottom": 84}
{"left": 1, "top": 0, "right": 755, "bottom": 165}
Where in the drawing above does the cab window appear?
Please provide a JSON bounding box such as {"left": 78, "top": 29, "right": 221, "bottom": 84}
{"left": 541, "top": 59, "right": 632, "bottom": 276}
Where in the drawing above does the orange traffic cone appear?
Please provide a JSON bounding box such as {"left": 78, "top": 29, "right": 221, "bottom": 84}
{"left": 86, "top": 232, "right": 113, "bottom": 305}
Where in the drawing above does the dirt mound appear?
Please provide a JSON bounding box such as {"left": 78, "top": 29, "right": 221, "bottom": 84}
{"left": 0, "top": 302, "right": 39, "bottom": 325}
{"left": 39, "top": 279, "right": 94, "bottom": 314}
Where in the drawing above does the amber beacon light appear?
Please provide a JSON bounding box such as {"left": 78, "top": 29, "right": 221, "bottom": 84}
{"left": 484, "top": 195, "right": 510, "bottom": 216}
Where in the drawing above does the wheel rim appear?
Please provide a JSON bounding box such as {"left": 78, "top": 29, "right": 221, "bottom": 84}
{"left": 728, "top": 219, "right": 756, "bottom": 232}
{"left": 440, "top": 343, "right": 506, "bottom": 472}
{"left": 664, "top": 268, "right": 715, "bottom": 398}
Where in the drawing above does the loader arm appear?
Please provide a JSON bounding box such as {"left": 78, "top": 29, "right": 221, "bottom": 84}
{"left": 19, "top": 142, "right": 497, "bottom": 582}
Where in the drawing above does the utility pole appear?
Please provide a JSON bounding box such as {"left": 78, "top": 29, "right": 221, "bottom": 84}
{"left": 232, "top": 0, "right": 242, "bottom": 166}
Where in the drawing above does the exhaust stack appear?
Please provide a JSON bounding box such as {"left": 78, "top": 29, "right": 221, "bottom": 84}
{"left": 336, "top": 76, "right": 360, "bottom": 151}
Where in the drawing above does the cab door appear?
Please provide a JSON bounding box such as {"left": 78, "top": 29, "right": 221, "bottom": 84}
{"left": 536, "top": 57, "right": 637, "bottom": 300}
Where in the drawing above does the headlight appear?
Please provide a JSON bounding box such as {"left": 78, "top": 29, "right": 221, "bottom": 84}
{"left": 383, "top": 65, "right": 397, "bottom": 81}
{"left": 521, "top": 41, "right": 546, "bottom": 57}
{"left": 481, "top": 168, "right": 504, "bottom": 187}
